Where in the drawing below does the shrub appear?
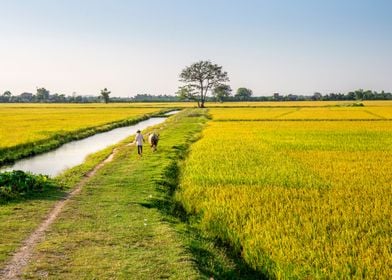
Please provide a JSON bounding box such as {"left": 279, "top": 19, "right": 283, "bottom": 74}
{"left": 0, "top": 170, "right": 59, "bottom": 202}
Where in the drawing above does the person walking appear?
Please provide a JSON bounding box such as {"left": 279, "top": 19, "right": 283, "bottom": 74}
{"left": 135, "top": 130, "right": 145, "bottom": 156}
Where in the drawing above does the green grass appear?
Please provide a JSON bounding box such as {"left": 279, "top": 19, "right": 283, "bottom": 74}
{"left": 0, "top": 147, "right": 115, "bottom": 268}
{"left": 0, "top": 188, "right": 66, "bottom": 266}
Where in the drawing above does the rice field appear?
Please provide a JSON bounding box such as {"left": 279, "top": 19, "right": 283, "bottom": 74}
{"left": 0, "top": 105, "right": 165, "bottom": 149}
{"left": 209, "top": 100, "right": 392, "bottom": 107}
{"left": 210, "top": 106, "right": 392, "bottom": 121}
{"left": 177, "top": 105, "right": 392, "bottom": 278}
{"left": 5, "top": 101, "right": 389, "bottom": 151}
{"left": 1, "top": 101, "right": 391, "bottom": 278}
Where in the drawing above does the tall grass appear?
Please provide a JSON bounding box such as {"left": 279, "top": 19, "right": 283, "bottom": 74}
{"left": 177, "top": 116, "right": 392, "bottom": 278}
{"left": 210, "top": 106, "right": 392, "bottom": 121}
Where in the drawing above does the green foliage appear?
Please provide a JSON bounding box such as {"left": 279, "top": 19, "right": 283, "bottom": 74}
{"left": 212, "top": 84, "right": 232, "bottom": 102}
{"left": 100, "top": 88, "right": 111, "bottom": 103}
{"left": 0, "top": 170, "right": 59, "bottom": 202}
{"left": 178, "top": 60, "right": 230, "bottom": 108}
{"left": 176, "top": 85, "right": 198, "bottom": 101}
{"left": 0, "top": 91, "right": 12, "bottom": 103}
{"left": 36, "top": 87, "right": 50, "bottom": 102}
{"left": 235, "top": 87, "right": 253, "bottom": 101}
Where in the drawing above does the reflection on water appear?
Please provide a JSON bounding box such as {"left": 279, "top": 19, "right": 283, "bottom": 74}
{"left": 164, "top": 110, "right": 181, "bottom": 115}
{"left": 0, "top": 117, "right": 166, "bottom": 177}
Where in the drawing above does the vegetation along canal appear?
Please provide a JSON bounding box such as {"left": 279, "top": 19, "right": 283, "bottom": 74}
{"left": 0, "top": 116, "right": 170, "bottom": 176}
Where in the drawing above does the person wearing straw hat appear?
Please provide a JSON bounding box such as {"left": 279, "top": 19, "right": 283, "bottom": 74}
{"left": 135, "top": 130, "right": 145, "bottom": 157}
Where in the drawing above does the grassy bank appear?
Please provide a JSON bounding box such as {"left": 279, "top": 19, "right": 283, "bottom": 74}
{"left": 0, "top": 108, "right": 170, "bottom": 165}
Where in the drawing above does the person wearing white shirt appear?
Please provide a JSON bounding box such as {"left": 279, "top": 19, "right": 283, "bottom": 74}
{"left": 135, "top": 130, "right": 145, "bottom": 156}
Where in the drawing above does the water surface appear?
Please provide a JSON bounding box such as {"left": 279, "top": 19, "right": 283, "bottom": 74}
{"left": 164, "top": 110, "right": 181, "bottom": 115}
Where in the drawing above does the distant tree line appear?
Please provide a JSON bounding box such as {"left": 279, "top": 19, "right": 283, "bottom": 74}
{"left": 1, "top": 88, "right": 391, "bottom": 103}
{"left": 208, "top": 89, "right": 392, "bottom": 102}
{"left": 131, "top": 94, "right": 180, "bottom": 102}
{"left": 267, "top": 89, "right": 392, "bottom": 102}
{"left": 0, "top": 88, "right": 103, "bottom": 103}
{"left": 0, "top": 87, "right": 188, "bottom": 103}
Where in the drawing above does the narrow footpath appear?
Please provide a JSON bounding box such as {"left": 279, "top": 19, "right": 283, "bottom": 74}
{"left": 0, "top": 149, "right": 119, "bottom": 279}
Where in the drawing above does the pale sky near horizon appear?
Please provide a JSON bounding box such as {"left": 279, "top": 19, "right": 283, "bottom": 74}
{"left": 1, "top": 0, "right": 391, "bottom": 97}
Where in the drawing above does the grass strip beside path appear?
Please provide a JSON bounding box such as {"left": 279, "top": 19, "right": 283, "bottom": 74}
{"left": 22, "top": 110, "right": 207, "bottom": 279}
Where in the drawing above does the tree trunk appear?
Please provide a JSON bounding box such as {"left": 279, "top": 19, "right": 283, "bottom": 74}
{"left": 199, "top": 81, "right": 204, "bottom": 108}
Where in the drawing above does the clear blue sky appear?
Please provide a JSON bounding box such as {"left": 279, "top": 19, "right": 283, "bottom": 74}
{"left": 1, "top": 0, "right": 391, "bottom": 96}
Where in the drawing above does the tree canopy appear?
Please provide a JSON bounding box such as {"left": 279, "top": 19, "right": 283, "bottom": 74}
{"left": 177, "top": 60, "right": 229, "bottom": 108}
{"left": 212, "top": 84, "right": 232, "bottom": 102}
{"left": 100, "top": 88, "right": 111, "bottom": 103}
{"left": 235, "top": 87, "right": 253, "bottom": 101}
{"left": 36, "top": 88, "right": 50, "bottom": 102}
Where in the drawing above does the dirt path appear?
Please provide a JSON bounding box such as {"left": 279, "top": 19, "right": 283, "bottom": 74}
{"left": 0, "top": 148, "right": 119, "bottom": 280}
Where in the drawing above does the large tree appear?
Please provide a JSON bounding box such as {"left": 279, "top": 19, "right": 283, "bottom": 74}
{"left": 100, "top": 88, "right": 111, "bottom": 103}
{"left": 36, "top": 87, "right": 50, "bottom": 102}
{"left": 235, "top": 87, "right": 253, "bottom": 101}
{"left": 177, "top": 60, "right": 229, "bottom": 108}
{"left": 2, "top": 91, "right": 12, "bottom": 102}
{"left": 212, "top": 84, "right": 232, "bottom": 103}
